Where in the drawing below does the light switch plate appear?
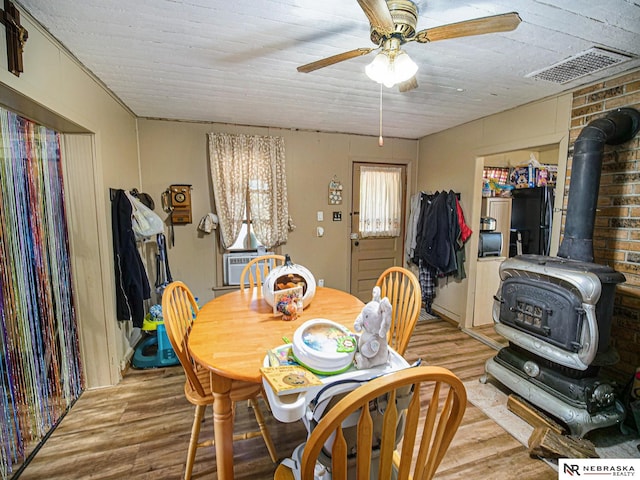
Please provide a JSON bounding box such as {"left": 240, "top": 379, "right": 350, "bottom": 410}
{"left": 317, "top": 211, "right": 324, "bottom": 222}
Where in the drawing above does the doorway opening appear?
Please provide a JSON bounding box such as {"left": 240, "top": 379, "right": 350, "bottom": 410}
{"left": 470, "top": 144, "right": 564, "bottom": 335}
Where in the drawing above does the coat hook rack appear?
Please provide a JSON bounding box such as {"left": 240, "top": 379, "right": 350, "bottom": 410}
{"left": 110, "top": 188, "right": 138, "bottom": 201}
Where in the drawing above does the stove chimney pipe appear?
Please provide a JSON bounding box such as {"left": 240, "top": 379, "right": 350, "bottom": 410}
{"left": 557, "top": 108, "right": 640, "bottom": 262}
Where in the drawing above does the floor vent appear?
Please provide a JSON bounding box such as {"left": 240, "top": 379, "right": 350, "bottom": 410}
{"left": 525, "top": 47, "right": 634, "bottom": 84}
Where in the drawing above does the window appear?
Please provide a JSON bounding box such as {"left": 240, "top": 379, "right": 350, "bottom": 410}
{"left": 226, "top": 205, "right": 264, "bottom": 251}
{"left": 208, "top": 133, "right": 290, "bottom": 251}
{"left": 359, "top": 165, "right": 402, "bottom": 237}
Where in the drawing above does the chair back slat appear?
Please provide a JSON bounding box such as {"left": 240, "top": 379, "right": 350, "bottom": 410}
{"left": 376, "top": 267, "right": 422, "bottom": 355}
{"left": 332, "top": 427, "right": 348, "bottom": 480}
{"left": 396, "top": 383, "right": 421, "bottom": 480}
{"left": 378, "top": 388, "right": 398, "bottom": 479}
{"left": 414, "top": 380, "right": 442, "bottom": 480}
{"left": 425, "top": 387, "right": 457, "bottom": 479}
{"left": 356, "top": 407, "right": 373, "bottom": 479}
{"left": 162, "top": 281, "right": 206, "bottom": 397}
{"left": 300, "top": 366, "right": 467, "bottom": 480}
{"left": 240, "top": 254, "right": 286, "bottom": 294}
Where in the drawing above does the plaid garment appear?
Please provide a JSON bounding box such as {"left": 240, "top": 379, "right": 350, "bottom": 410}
{"left": 418, "top": 259, "right": 437, "bottom": 313}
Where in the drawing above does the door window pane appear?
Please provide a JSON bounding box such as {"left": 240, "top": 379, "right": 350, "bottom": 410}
{"left": 359, "top": 165, "right": 402, "bottom": 237}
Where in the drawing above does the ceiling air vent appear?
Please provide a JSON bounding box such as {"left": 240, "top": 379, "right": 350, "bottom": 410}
{"left": 525, "top": 47, "right": 633, "bottom": 84}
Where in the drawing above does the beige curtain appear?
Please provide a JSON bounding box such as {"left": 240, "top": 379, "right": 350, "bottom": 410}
{"left": 208, "top": 133, "right": 289, "bottom": 249}
{"left": 359, "top": 165, "right": 402, "bottom": 237}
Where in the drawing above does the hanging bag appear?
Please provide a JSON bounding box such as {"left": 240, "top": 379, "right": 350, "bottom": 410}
{"left": 126, "top": 191, "right": 164, "bottom": 240}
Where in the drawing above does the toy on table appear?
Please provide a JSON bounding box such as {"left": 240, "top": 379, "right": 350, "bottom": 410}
{"left": 353, "top": 286, "right": 392, "bottom": 369}
{"left": 275, "top": 289, "right": 302, "bottom": 321}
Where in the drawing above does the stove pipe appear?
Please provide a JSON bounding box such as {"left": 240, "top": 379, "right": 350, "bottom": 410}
{"left": 557, "top": 108, "right": 640, "bottom": 262}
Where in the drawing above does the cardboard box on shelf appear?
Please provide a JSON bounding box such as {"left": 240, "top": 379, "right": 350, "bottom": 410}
{"left": 510, "top": 165, "right": 537, "bottom": 189}
{"left": 536, "top": 165, "right": 558, "bottom": 187}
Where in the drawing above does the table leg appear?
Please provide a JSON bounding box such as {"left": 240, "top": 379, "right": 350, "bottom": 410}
{"left": 210, "top": 372, "right": 234, "bottom": 480}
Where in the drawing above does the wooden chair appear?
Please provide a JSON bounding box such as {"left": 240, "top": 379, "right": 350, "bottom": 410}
{"left": 274, "top": 365, "right": 467, "bottom": 480}
{"left": 239, "top": 254, "right": 286, "bottom": 293}
{"left": 162, "top": 281, "right": 277, "bottom": 480}
{"left": 376, "top": 266, "right": 422, "bottom": 356}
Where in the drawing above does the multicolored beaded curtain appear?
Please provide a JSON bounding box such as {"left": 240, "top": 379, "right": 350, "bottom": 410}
{"left": 0, "top": 107, "right": 83, "bottom": 480}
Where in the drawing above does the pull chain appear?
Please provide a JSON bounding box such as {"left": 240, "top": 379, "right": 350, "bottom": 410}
{"left": 378, "top": 83, "right": 384, "bottom": 147}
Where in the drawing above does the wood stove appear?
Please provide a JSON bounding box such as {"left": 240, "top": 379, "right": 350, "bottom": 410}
{"left": 483, "top": 108, "right": 640, "bottom": 437}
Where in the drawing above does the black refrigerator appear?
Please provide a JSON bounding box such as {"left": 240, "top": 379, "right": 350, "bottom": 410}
{"left": 509, "top": 186, "right": 554, "bottom": 256}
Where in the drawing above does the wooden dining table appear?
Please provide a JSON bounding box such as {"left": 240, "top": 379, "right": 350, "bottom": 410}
{"left": 188, "top": 286, "right": 365, "bottom": 480}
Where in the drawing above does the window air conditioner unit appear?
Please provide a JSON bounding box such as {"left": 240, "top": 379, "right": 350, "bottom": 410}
{"left": 223, "top": 252, "right": 274, "bottom": 286}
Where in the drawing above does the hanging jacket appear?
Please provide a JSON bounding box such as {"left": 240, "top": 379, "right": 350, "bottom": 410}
{"left": 441, "top": 191, "right": 460, "bottom": 276}
{"left": 455, "top": 196, "right": 473, "bottom": 244}
{"left": 414, "top": 191, "right": 451, "bottom": 273}
{"left": 112, "top": 189, "right": 151, "bottom": 328}
{"left": 454, "top": 196, "right": 472, "bottom": 280}
{"left": 405, "top": 192, "right": 422, "bottom": 265}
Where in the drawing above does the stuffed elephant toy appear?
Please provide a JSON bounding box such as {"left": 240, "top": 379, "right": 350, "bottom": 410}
{"left": 353, "top": 286, "right": 392, "bottom": 369}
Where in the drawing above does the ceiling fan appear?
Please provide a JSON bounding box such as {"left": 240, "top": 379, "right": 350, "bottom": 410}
{"left": 297, "top": 0, "right": 521, "bottom": 91}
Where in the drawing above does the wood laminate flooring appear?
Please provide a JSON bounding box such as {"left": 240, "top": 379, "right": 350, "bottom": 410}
{"left": 16, "top": 317, "right": 555, "bottom": 479}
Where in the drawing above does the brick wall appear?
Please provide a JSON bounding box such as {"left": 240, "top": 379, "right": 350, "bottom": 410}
{"left": 567, "top": 68, "right": 640, "bottom": 383}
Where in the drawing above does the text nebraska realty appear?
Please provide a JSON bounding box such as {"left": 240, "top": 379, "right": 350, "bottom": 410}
{"left": 565, "top": 464, "right": 635, "bottom": 476}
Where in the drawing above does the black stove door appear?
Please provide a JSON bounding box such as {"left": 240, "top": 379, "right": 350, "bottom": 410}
{"left": 498, "top": 277, "right": 584, "bottom": 352}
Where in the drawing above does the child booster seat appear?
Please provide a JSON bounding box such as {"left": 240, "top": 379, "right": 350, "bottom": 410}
{"left": 281, "top": 371, "right": 416, "bottom": 480}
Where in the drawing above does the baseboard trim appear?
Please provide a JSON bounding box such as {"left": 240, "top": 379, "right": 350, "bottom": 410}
{"left": 432, "top": 309, "right": 458, "bottom": 327}
{"left": 120, "top": 345, "right": 135, "bottom": 375}
{"left": 461, "top": 327, "right": 503, "bottom": 351}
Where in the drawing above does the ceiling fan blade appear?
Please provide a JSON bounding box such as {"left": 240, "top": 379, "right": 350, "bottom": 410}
{"left": 398, "top": 75, "right": 418, "bottom": 93}
{"left": 297, "top": 48, "right": 374, "bottom": 73}
{"left": 414, "top": 12, "right": 521, "bottom": 43}
{"left": 356, "top": 0, "right": 395, "bottom": 36}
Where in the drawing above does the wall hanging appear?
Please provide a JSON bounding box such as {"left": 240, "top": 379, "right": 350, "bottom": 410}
{"left": 162, "top": 184, "right": 192, "bottom": 224}
{"left": 328, "top": 176, "right": 342, "bottom": 205}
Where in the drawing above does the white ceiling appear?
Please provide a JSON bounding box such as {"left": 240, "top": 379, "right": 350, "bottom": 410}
{"left": 15, "top": 0, "right": 640, "bottom": 139}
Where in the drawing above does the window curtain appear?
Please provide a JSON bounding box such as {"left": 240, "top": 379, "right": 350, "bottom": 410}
{"left": 359, "top": 165, "right": 402, "bottom": 237}
{"left": 0, "top": 108, "right": 83, "bottom": 479}
{"left": 208, "top": 133, "right": 289, "bottom": 249}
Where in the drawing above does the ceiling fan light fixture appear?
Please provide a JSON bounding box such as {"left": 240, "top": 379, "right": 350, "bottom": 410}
{"left": 365, "top": 48, "right": 417, "bottom": 88}
{"left": 365, "top": 51, "right": 391, "bottom": 84}
{"left": 393, "top": 50, "right": 418, "bottom": 82}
